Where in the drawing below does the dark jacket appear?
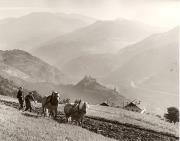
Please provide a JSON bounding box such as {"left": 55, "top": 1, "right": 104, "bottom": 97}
{"left": 25, "top": 94, "right": 35, "bottom": 102}
{"left": 17, "top": 90, "right": 24, "bottom": 99}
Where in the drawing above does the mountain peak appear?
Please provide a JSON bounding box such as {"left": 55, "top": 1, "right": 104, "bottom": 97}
{"left": 82, "top": 75, "right": 97, "bottom": 82}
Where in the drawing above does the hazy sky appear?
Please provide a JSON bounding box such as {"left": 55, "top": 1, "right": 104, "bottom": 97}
{"left": 0, "top": 0, "right": 179, "bottom": 28}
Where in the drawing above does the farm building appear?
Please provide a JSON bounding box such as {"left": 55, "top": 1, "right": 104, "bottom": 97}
{"left": 100, "top": 102, "right": 109, "bottom": 106}
{"left": 124, "top": 102, "right": 142, "bottom": 113}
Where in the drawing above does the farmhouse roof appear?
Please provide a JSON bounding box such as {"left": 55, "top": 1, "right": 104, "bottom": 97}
{"left": 100, "top": 102, "right": 109, "bottom": 106}
{"left": 124, "top": 102, "right": 142, "bottom": 110}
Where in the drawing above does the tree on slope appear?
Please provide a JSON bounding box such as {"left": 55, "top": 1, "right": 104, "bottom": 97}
{"left": 164, "top": 107, "right": 179, "bottom": 123}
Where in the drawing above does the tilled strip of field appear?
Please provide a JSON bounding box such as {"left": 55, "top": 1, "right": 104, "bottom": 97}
{"left": 0, "top": 99, "right": 179, "bottom": 141}
{"left": 81, "top": 116, "right": 178, "bottom": 141}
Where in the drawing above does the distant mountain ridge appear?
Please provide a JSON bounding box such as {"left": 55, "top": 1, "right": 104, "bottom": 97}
{"left": 61, "top": 27, "right": 175, "bottom": 82}
{"left": 60, "top": 27, "right": 178, "bottom": 89}
{"left": 32, "top": 18, "right": 159, "bottom": 66}
{"left": 105, "top": 27, "right": 179, "bottom": 87}
{"left": 0, "top": 12, "right": 95, "bottom": 51}
{"left": 102, "top": 27, "right": 179, "bottom": 114}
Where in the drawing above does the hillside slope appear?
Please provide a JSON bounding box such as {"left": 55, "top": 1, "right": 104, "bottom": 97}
{"left": 0, "top": 75, "right": 42, "bottom": 102}
{"left": 0, "top": 67, "right": 126, "bottom": 107}
{"left": 0, "top": 95, "right": 178, "bottom": 141}
{"left": 0, "top": 103, "right": 114, "bottom": 141}
{"left": 104, "top": 27, "right": 179, "bottom": 113}
{"left": 0, "top": 49, "right": 67, "bottom": 84}
{"left": 106, "top": 27, "right": 178, "bottom": 91}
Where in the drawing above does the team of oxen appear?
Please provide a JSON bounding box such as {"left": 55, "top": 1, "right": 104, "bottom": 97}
{"left": 41, "top": 91, "right": 88, "bottom": 125}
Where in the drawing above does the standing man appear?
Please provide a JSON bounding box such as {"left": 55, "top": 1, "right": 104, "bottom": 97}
{"left": 24, "top": 92, "right": 36, "bottom": 112}
{"left": 17, "top": 87, "right": 24, "bottom": 110}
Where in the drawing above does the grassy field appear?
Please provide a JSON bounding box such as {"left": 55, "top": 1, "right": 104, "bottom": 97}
{"left": 54, "top": 101, "right": 178, "bottom": 136}
{"left": 0, "top": 95, "right": 178, "bottom": 139}
{"left": 86, "top": 105, "right": 179, "bottom": 136}
{"left": 0, "top": 102, "right": 116, "bottom": 141}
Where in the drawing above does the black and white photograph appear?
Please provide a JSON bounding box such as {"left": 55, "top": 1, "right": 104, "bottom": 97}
{"left": 0, "top": 0, "right": 179, "bottom": 141}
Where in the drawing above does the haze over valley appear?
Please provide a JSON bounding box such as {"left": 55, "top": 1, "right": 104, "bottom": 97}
{"left": 0, "top": 0, "right": 179, "bottom": 115}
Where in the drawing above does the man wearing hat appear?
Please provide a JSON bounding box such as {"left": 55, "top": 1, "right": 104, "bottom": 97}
{"left": 17, "top": 87, "right": 24, "bottom": 110}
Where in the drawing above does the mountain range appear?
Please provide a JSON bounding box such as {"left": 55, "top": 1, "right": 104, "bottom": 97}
{"left": 62, "top": 27, "right": 178, "bottom": 83}
{"left": 0, "top": 12, "right": 95, "bottom": 51}
{"left": 104, "top": 27, "right": 179, "bottom": 114}
{"left": 105, "top": 27, "right": 178, "bottom": 91}
{"left": 0, "top": 12, "right": 178, "bottom": 114}
{"left": 32, "top": 18, "right": 160, "bottom": 66}
{"left": 58, "top": 27, "right": 179, "bottom": 113}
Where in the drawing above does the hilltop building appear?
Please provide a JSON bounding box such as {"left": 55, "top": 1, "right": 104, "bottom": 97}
{"left": 75, "top": 75, "right": 99, "bottom": 89}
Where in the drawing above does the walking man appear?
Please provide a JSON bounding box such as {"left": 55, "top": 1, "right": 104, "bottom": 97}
{"left": 24, "top": 92, "right": 36, "bottom": 112}
{"left": 17, "top": 87, "right": 24, "bottom": 110}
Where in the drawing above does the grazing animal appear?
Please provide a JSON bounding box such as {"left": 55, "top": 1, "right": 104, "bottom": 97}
{"left": 64, "top": 100, "right": 88, "bottom": 125}
{"left": 41, "top": 92, "right": 60, "bottom": 118}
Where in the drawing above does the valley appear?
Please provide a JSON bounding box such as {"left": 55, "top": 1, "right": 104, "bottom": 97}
{"left": 0, "top": 11, "right": 178, "bottom": 116}
{"left": 0, "top": 1, "right": 179, "bottom": 140}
